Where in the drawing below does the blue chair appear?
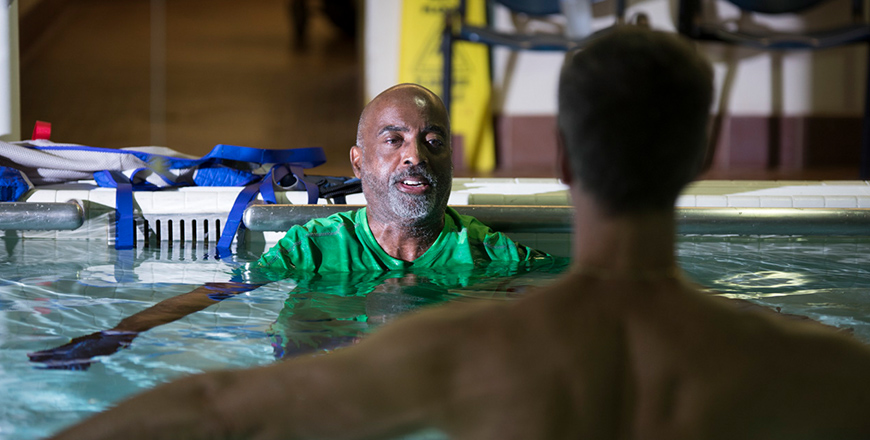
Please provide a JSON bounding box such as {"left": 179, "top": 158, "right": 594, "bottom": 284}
{"left": 677, "top": 0, "right": 870, "bottom": 178}
{"left": 440, "top": 0, "right": 626, "bottom": 120}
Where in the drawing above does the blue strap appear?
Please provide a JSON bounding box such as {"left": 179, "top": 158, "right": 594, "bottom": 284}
{"left": 201, "top": 144, "right": 327, "bottom": 169}
{"left": 95, "top": 170, "right": 136, "bottom": 250}
{"left": 216, "top": 164, "right": 325, "bottom": 257}
{"left": 216, "top": 177, "right": 265, "bottom": 256}
{"left": 94, "top": 167, "right": 177, "bottom": 190}
{"left": 114, "top": 249, "right": 137, "bottom": 283}
{"left": 290, "top": 165, "right": 320, "bottom": 204}
{"left": 258, "top": 165, "right": 292, "bottom": 204}
{"left": 0, "top": 167, "right": 32, "bottom": 202}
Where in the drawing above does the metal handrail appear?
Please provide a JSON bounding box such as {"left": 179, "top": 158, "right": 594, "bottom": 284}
{"left": 677, "top": 207, "right": 870, "bottom": 235}
{"left": 243, "top": 204, "right": 870, "bottom": 236}
{"left": 0, "top": 202, "right": 85, "bottom": 230}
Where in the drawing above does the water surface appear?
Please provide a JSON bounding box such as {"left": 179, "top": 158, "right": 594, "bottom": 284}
{"left": 2, "top": 236, "right": 869, "bottom": 439}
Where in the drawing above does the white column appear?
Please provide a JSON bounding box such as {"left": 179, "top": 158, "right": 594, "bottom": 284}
{"left": 0, "top": 0, "right": 20, "bottom": 141}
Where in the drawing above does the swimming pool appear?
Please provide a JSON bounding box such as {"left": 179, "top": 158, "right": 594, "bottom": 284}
{"left": 2, "top": 233, "right": 869, "bottom": 439}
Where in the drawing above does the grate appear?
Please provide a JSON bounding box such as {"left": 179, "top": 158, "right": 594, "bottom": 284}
{"left": 129, "top": 214, "right": 226, "bottom": 248}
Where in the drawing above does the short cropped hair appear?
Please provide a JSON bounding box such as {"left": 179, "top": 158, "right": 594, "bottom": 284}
{"left": 558, "top": 28, "right": 714, "bottom": 215}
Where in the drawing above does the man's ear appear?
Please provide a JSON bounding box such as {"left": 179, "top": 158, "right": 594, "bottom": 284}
{"left": 350, "top": 145, "right": 363, "bottom": 178}
{"left": 556, "top": 131, "right": 573, "bottom": 185}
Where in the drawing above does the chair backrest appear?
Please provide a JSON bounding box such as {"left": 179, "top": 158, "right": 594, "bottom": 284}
{"left": 679, "top": 0, "right": 840, "bottom": 35}
{"left": 726, "top": 0, "right": 826, "bottom": 14}
{"left": 494, "top": 0, "right": 562, "bottom": 16}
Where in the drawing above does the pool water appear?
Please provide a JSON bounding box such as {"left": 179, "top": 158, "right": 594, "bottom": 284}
{"left": 1, "top": 235, "right": 870, "bottom": 439}
{"left": 678, "top": 236, "right": 870, "bottom": 342}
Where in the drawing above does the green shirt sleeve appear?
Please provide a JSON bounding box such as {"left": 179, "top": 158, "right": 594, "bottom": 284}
{"left": 254, "top": 209, "right": 399, "bottom": 273}
{"left": 255, "top": 210, "right": 362, "bottom": 272}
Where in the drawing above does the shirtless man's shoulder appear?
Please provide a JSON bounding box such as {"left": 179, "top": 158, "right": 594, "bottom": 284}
{"left": 479, "top": 274, "right": 870, "bottom": 440}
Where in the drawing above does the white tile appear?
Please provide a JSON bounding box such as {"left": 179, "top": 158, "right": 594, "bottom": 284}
{"left": 858, "top": 197, "right": 870, "bottom": 208}
{"left": 217, "top": 188, "right": 245, "bottom": 208}
{"left": 344, "top": 193, "right": 367, "bottom": 204}
{"left": 151, "top": 191, "right": 185, "bottom": 213}
{"left": 675, "top": 194, "right": 696, "bottom": 207}
{"left": 464, "top": 177, "right": 506, "bottom": 184}
{"left": 447, "top": 193, "right": 470, "bottom": 205}
{"left": 133, "top": 191, "right": 154, "bottom": 211}
{"left": 824, "top": 196, "right": 858, "bottom": 208}
{"left": 792, "top": 196, "right": 825, "bottom": 208}
{"left": 185, "top": 191, "right": 219, "bottom": 211}
{"left": 283, "top": 192, "right": 315, "bottom": 204}
{"left": 733, "top": 184, "right": 870, "bottom": 197}
{"left": 695, "top": 195, "right": 728, "bottom": 207}
{"left": 468, "top": 194, "right": 506, "bottom": 205}
{"left": 23, "top": 189, "right": 57, "bottom": 203}
{"left": 58, "top": 190, "right": 93, "bottom": 204}
{"left": 534, "top": 193, "right": 570, "bottom": 205}
{"left": 86, "top": 189, "right": 117, "bottom": 207}
{"left": 726, "top": 196, "right": 761, "bottom": 207}
{"left": 759, "top": 196, "right": 793, "bottom": 208}
{"left": 820, "top": 180, "right": 869, "bottom": 186}
{"left": 514, "top": 178, "right": 563, "bottom": 185}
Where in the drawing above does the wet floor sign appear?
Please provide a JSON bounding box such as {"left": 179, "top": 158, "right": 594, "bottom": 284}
{"left": 399, "top": 0, "right": 495, "bottom": 172}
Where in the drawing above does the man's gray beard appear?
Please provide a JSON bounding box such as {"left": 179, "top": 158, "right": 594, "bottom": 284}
{"left": 386, "top": 185, "right": 444, "bottom": 223}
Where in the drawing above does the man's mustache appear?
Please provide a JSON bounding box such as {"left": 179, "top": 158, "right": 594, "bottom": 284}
{"left": 390, "top": 165, "right": 438, "bottom": 186}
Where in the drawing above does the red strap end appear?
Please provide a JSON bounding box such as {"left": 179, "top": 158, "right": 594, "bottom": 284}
{"left": 32, "top": 121, "right": 52, "bottom": 140}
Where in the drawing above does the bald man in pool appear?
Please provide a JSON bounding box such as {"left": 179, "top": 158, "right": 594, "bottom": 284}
{"left": 29, "top": 83, "right": 550, "bottom": 369}
{"left": 48, "top": 28, "right": 870, "bottom": 439}
{"left": 253, "top": 82, "right": 546, "bottom": 272}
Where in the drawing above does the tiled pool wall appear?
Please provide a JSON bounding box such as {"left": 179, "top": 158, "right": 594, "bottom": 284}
{"left": 14, "top": 179, "right": 870, "bottom": 257}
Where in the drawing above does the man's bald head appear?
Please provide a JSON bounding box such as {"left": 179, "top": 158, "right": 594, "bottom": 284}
{"left": 356, "top": 84, "right": 450, "bottom": 150}
{"left": 350, "top": 83, "right": 453, "bottom": 229}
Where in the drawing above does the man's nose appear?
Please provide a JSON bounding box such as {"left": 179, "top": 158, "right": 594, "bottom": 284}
{"left": 402, "top": 138, "right": 429, "bottom": 166}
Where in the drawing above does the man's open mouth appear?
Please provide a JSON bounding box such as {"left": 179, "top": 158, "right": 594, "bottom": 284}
{"left": 396, "top": 176, "right": 432, "bottom": 194}
{"left": 402, "top": 179, "right": 427, "bottom": 187}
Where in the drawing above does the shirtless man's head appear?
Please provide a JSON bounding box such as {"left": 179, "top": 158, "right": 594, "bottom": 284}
{"left": 558, "top": 27, "right": 713, "bottom": 215}
{"left": 350, "top": 84, "right": 453, "bottom": 260}
{"left": 556, "top": 28, "right": 715, "bottom": 274}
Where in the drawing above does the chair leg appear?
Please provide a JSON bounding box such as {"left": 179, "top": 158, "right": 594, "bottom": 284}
{"left": 615, "top": 0, "right": 627, "bottom": 23}
{"left": 441, "top": 24, "right": 454, "bottom": 115}
{"left": 862, "top": 45, "right": 870, "bottom": 179}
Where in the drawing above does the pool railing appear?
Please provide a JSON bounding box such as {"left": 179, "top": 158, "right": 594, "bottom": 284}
{"left": 2, "top": 178, "right": 869, "bottom": 255}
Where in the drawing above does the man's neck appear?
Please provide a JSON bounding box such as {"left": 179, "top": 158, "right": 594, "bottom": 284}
{"left": 367, "top": 210, "right": 445, "bottom": 262}
{"left": 570, "top": 189, "right": 678, "bottom": 278}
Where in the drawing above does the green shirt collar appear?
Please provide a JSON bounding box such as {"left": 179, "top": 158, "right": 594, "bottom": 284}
{"left": 355, "top": 207, "right": 459, "bottom": 269}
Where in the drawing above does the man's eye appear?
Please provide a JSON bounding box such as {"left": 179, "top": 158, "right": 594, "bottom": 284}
{"left": 428, "top": 138, "right": 444, "bottom": 148}
{"left": 386, "top": 137, "right": 402, "bottom": 145}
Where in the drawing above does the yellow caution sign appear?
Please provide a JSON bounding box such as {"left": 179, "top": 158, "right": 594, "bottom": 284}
{"left": 399, "top": 0, "right": 495, "bottom": 172}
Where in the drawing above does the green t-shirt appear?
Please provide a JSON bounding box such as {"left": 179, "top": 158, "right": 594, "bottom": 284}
{"left": 254, "top": 206, "right": 548, "bottom": 273}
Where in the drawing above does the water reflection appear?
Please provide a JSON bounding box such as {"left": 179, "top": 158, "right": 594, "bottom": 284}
{"left": 11, "top": 237, "right": 568, "bottom": 370}
{"left": 268, "top": 261, "right": 568, "bottom": 359}
{"left": 716, "top": 270, "right": 810, "bottom": 290}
